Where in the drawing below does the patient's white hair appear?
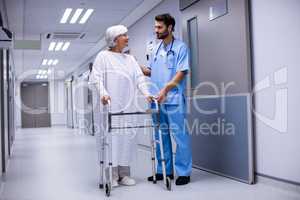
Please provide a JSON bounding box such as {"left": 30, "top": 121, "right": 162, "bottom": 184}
{"left": 105, "top": 25, "right": 128, "bottom": 48}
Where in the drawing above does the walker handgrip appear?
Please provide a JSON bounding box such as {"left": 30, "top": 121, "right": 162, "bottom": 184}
{"left": 107, "top": 100, "right": 111, "bottom": 112}
{"left": 153, "top": 99, "right": 159, "bottom": 112}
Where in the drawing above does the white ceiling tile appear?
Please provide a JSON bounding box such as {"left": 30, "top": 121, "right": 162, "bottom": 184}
{"left": 5, "top": 0, "right": 152, "bottom": 79}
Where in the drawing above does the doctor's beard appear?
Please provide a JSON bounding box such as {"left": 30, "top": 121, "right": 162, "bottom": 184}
{"left": 156, "top": 29, "right": 169, "bottom": 40}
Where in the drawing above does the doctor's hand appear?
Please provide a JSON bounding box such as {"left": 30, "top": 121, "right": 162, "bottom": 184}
{"left": 101, "top": 95, "right": 111, "bottom": 105}
{"left": 145, "top": 95, "right": 155, "bottom": 103}
{"left": 156, "top": 89, "right": 168, "bottom": 103}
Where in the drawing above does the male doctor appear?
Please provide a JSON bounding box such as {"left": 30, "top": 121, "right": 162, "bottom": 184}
{"left": 142, "top": 13, "right": 192, "bottom": 185}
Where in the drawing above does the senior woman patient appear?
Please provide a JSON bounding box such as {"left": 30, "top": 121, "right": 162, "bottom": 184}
{"left": 90, "top": 25, "right": 151, "bottom": 187}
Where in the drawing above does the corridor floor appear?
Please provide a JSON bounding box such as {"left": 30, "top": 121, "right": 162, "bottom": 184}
{"left": 0, "top": 127, "right": 299, "bottom": 200}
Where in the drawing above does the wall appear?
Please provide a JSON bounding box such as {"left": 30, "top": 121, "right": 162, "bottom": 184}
{"left": 49, "top": 80, "right": 67, "bottom": 126}
{"left": 14, "top": 82, "right": 21, "bottom": 128}
{"left": 251, "top": 0, "right": 300, "bottom": 184}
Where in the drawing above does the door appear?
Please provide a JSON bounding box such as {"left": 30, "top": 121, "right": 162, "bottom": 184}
{"left": 9, "top": 70, "right": 15, "bottom": 147}
{"left": 21, "top": 82, "right": 51, "bottom": 128}
{"left": 8, "top": 70, "right": 15, "bottom": 156}
{"left": 181, "top": 0, "right": 254, "bottom": 184}
{"left": 72, "top": 79, "right": 78, "bottom": 128}
{"left": 0, "top": 49, "right": 3, "bottom": 174}
{"left": 66, "top": 81, "right": 74, "bottom": 128}
{"left": 0, "top": 49, "right": 10, "bottom": 173}
{"left": 35, "top": 83, "right": 51, "bottom": 127}
{"left": 21, "top": 83, "right": 35, "bottom": 128}
{"left": 6, "top": 50, "right": 14, "bottom": 156}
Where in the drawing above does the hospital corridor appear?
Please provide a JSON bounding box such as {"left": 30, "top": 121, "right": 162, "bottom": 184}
{"left": 0, "top": 0, "right": 300, "bottom": 200}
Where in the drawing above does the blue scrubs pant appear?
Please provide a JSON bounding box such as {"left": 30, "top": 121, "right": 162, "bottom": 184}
{"left": 152, "top": 103, "right": 192, "bottom": 176}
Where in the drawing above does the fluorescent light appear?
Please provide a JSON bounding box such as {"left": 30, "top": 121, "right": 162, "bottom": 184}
{"left": 62, "top": 42, "right": 70, "bottom": 51}
{"left": 49, "top": 41, "right": 70, "bottom": 52}
{"left": 47, "top": 59, "right": 53, "bottom": 65}
{"left": 48, "top": 42, "right": 56, "bottom": 51}
{"left": 70, "top": 8, "right": 83, "bottom": 24}
{"left": 38, "top": 70, "right": 47, "bottom": 75}
{"left": 79, "top": 9, "right": 94, "bottom": 24}
{"left": 60, "top": 8, "right": 73, "bottom": 24}
{"left": 55, "top": 42, "right": 64, "bottom": 51}
{"left": 42, "top": 59, "right": 47, "bottom": 65}
{"left": 36, "top": 75, "right": 40, "bottom": 79}
{"left": 53, "top": 59, "right": 59, "bottom": 65}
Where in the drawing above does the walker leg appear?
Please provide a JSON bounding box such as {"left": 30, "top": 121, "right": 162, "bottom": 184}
{"left": 107, "top": 117, "right": 113, "bottom": 195}
{"left": 158, "top": 129, "right": 167, "bottom": 185}
{"left": 103, "top": 112, "right": 113, "bottom": 196}
{"left": 99, "top": 134, "right": 105, "bottom": 189}
{"left": 150, "top": 127, "right": 157, "bottom": 184}
{"left": 158, "top": 128, "right": 171, "bottom": 191}
{"left": 154, "top": 102, "right": 171, "bottom": 191}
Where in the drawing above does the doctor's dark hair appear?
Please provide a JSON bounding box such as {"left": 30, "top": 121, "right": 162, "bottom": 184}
{"left": 155, "top": 13, "right": 175, "bottom": 32}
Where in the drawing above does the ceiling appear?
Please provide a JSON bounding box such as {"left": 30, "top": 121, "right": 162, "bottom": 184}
{"left": 3, "top": 0, "right": 162, "bottom": 80}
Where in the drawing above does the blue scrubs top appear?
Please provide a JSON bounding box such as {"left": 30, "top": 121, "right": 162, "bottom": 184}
{"left": 149, "top": 38, "right": 190, "bottom": 105}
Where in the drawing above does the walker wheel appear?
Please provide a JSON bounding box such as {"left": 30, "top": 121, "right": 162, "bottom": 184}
{"left": 105, "top": 183, "right": 111, "bottom": 197}
{"left": 166, "top": 177, "right": 172, "bottom": 191}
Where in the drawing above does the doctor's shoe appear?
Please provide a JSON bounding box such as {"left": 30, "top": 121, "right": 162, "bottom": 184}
{"left": 175, "top": 176, "right": 190, "bottom": 185}
{"left": 147, "top": 174, "right": 174, "bottom": 181}
{"left": 119, "top": 176, "right": 136, "bottom": 186}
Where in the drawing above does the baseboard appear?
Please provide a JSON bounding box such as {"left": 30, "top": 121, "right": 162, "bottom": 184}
{"left": 51, "top": 124, "right": 67, "bottom": 127}
{"left": 50, "top": 125, "right": 68, "bottom": 130}
{"left": 256, "top": 173, "right": 300, "bottom": 193}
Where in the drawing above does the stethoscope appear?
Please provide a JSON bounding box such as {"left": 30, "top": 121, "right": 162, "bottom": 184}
{"left": 154, "top": 37, "right": 175, "bottom": 62}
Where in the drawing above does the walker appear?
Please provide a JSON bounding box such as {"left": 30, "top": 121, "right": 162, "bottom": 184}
{"left": 98, "top": 100, "right": 172, "bottom": 197}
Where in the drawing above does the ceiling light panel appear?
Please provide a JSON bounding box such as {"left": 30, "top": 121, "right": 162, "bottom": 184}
{"left": 62, "top": 42, "right": 70, "bottom": 51}
{"left": 70, "top": 8, "right": 83, "bottom": 24}
{"left": 47, "top": 59, "right": 53, "bottom": 65}
{"left": 55, "top": 42, "right": 64, "bottom": 51}
{"left": 79, "top": 9, "right": 94, "bottom": 24}
{"left": 48, "top": 42, "right": 56, "bottom": 51}
{"left": 41, "top": 59, "right": 59, "bottom": 66}
{"left": 52, "top": 59, "right": 59, "bottom": 65}
{"left": 60, "top": 8, "right": 94, "bottom": 24}
{"left": 60, "top": 8, "right": 73, "bottom": 24}
{"left": 48, "top": 42, "right": 70, "bottom": 52}
{"left": 42, "top": 59, "right": 47, "bottom": 65}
